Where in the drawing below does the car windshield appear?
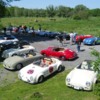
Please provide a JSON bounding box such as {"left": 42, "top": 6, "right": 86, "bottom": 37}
{"left": 33, "top": 58, "right": 53, "bottom": 67}
{"left": 77, "top": 61, "right": 94, "bottom": 71}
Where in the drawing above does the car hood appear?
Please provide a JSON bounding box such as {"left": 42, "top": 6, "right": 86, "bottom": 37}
{"left": 69, "top": 69, "right": 96, "bottom": 85}
{"left": 19, "top": 63, "right": 44, "bottom": 76}
{"left": 84, "top": 37, "right": 96, "bottom": 42}
{"left": 4, "top": 56, "right": 24, "bottom": 66}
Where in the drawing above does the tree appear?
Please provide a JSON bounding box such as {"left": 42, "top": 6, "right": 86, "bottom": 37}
{"left": 73, "top": 4, "right": 89, "bottom": 20}
{"left": 0, "top": 0, "right": 20, "bottom": 17}
{"left": 46, "top": 5, "right": 56, "bottom": 17}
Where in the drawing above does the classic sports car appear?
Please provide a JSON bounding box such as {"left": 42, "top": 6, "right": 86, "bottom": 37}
{"left": 76, "top": 35, "right": 93, "bottom": 42}
{"left": 3, "top": 53, "right": 43, "bottom": 70}
{"left": 0, "top": 34, "right": 18, "bottom": 44}
{"left": 40, "top": 47, "right": 77, "bottom": 60}
{"left": 18, "top": 57, "right": 63, "bottom": 84}
{"left": 2, "top": 44, "right": 35, "bottom": 58}
{"left": 66, "top": 60, "right": 98, "bottom": 91}
{"left": 0, "top": 40, "right": 30, "bottom": 54}
{"left": 83, "top": 37, "right": 100, "bottom": 45}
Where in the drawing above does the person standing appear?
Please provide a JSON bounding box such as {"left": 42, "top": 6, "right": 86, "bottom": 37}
{"left": 76, "top": 37, "right": 81, "bottom": 52}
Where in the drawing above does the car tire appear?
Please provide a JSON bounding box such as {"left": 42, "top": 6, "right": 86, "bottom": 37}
{"left": 12, "top": 54, "right": 17, "bottom": 56}
{"left": 57, "top": 65, "right": 62, "bottom": 72}
{"left": 38, "top": 75, "right": 44, "bottom": 83}
{"left": 60, "top": 56, "right": 66, "bottom": 61}
{"left": 29, "top": 50, "right": 34, "bottom": 54}
{"left": 42, "top": 53, "right": 46, "bottom": 57}
{"left": 16, "top": 63, "right": 23, "bottom": 70}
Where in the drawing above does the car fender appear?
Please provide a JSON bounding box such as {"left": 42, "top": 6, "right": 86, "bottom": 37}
{"left": 35, "top": 73, "right": 44, "bottom": 83}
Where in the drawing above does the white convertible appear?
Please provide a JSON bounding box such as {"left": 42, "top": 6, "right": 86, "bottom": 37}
{"left": 2, "top": 45, "right": 35, "bottom": 58}
{"left": 66, "top": 60, "right": 98, "bottom": 91}
{"left": 18, "top": 57, "right": 63, "bottom": 84}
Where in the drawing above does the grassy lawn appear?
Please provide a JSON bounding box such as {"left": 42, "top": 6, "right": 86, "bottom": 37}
{"left": 1, "top": 17, "right": 100, "bottom": 36}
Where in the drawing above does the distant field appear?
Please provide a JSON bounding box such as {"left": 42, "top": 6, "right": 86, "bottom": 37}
{"left": 1, "top": 17, "right": 100, "bottom": 36}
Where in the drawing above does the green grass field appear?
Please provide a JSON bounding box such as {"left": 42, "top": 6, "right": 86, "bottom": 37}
{"left": 1, "top": 17, "right": 100, "bottom": 36}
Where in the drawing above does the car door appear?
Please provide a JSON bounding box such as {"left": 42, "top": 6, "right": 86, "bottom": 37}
{"left": 43, "top": 64, "right": 56, "bottom": 77}
{"left": 50, "top": 48, "right": 59, "bottom": 57}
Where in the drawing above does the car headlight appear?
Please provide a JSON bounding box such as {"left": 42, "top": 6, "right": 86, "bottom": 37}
{"left": 67, "top": 78, "right": 70, "bottom": 82}
{"left": 86, "top": 82, "right": 91, "bottom": 87}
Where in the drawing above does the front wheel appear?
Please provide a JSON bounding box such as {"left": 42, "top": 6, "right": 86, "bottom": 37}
{"left": 16, "top": 63, "right": 23, "bottom": 70}
{"left": 38, "top": 75, "right": 44, "bottom": 83}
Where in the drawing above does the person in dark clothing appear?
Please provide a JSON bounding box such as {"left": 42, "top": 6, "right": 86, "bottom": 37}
{"left": 56, "top": 34, "right": 64, "bottom": 46}
{"left": 76, "top": 37, "right": 81, "bottom": 52}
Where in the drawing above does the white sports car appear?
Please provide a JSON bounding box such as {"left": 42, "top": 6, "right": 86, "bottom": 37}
{"left": 2, "top": 45, "right": 35, "bottom": 58}
{"left": 18, "top": 57, "right": 63, "bottom": 84}
{"left": 66, "top": 60, "right": 98, "bottom": 91}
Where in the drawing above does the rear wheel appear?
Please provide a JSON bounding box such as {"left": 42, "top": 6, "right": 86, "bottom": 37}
{"left": 58, "top": 65, "right": 62, "bottom": 72}
{"left": 16, "top": 63, "right": 23, "bottom": 70}
{"left": 42, "top": 53, "right": 46, "bottom": 57}
{"left": 29, "top": 50, "right": 34, "bottom": 54}
{"left": 38, "top": 75, "right": 44, "bottom": 83}
{"left": 12, "top": 54, "right": 17, "bottom": 56}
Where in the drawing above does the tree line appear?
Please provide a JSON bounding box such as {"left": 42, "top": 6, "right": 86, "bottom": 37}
{"left": 1, "top": 4, "right": 100, "bottom": 20}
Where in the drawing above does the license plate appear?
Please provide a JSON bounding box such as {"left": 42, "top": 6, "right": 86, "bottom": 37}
{"left": 74, "top": 86, "right": 80, "bottom": 90}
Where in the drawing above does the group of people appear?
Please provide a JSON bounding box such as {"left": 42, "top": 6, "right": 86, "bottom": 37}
{"left": 56, "top": 31, "right": 81, "bottom": 52}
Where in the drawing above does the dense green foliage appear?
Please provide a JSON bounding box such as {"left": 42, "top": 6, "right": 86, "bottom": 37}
{"left": 5, "top": 4, "right": 100, "bottom": 20}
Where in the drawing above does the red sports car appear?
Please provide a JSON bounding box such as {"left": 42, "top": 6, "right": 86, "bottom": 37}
{"left": 76, "top": 35, "right": 93, "bottom": 42}
{"left": 40, "top": 47, "right": 78, "bottom": 60}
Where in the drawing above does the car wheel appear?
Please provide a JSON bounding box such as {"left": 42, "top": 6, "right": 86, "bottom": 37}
{"left": 60, "top": 56, "right": 66, "bottom": 61}
{"left": 58, "top": 65, "right": 62, "bottom": 72}
{"left": 16, "top": 63, "right": 23, "bottom": 70}
{"left": 42, "top": 53, "right": 46, "bottom": 57}
{"left": 12, "top": 54, "right": 17, "bottom": 56}
{"left": 38, "top": 75, "right": 44, "bottom": 83}
{"left": 29, "top": 50, "right": 34, "bottom": 54}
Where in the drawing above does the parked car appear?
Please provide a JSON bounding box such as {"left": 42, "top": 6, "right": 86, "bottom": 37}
{"left": 18, "top": 57, "right": 63, "bottom": 84}
{"left": 66, "top": 60, "right": 98, "bottom": 91}
{"left": 76, "top": 35, "right": 93, "bottom": 42}
{"left": 3, "top": 53, "right": 43, "bottom": 70}
{"left": 2, "top": 44, "right": 35, "bottom": 58}
{"left": 83, "top": 37, "right": 100, "bottom": 45}
{"left": 0, "top": 34, "right": 18, "bottom": 44}
{"left": 40, "top": 46, "right": 77, "bottom": 60}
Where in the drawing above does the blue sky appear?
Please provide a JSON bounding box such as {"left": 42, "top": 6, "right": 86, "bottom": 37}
{"left": 10, "top": 0, "right": 100, "bottom": 9}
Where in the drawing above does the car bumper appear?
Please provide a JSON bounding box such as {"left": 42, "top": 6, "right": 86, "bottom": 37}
{"left": 3, "top": 63, "right": 14, "bottom": 70}
{"left": 18, "top": 74, "right": 36, "bottom": 84}
{"left": 66, "top": 82, "right": 91, "bottom": 91}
